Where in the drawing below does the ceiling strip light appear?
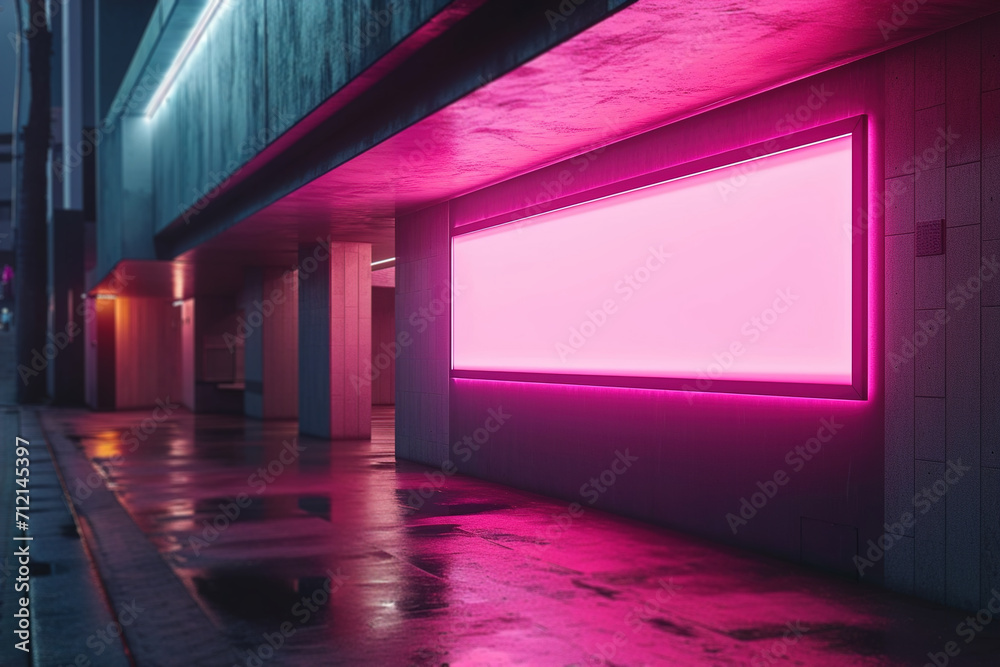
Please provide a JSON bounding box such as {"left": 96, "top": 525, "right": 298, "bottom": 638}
{"left": 145, "top": 0, "right": 227, "bottom": 117}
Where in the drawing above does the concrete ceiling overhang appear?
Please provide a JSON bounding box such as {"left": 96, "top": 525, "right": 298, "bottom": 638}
{"left": 100, "top": 0, "right": 999, "bottom": 297}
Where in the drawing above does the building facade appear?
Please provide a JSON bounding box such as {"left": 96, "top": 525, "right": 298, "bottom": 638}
{"left": 81, "top": 0, "right": 1000, "bottom": 610}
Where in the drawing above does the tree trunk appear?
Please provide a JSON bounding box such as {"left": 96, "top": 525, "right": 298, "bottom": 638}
{"left": 14, "top": 0, "right": 51, "bottom": 403}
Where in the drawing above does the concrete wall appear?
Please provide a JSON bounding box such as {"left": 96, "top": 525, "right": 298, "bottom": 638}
{"left": 180, "top": 298, "right": 195, "bottom": 410}
{"left": 242, "top": 269, "right": 264, "bottom": 417}
{"left": 94, "top": 0, "right": 452, "bottom": 284}
{"left": 84, "top": 297, "right": 116, "bottom": 410}
{"left": 372, "top": 287, "right": 396, "bottom": 405}
{"left": 114, "top": 297, "right": 180, "bottom": 409}
{"left": 191, "top": 296, "right": 243, "bottom": 413}
{"left": 96, "top": 122, "right": 122, "bottom": 282}
{"left": 149, "top": 0, "right": 451, "bottom": 236}
{"left": 261, "top": 266, "right": 298, "bottom": 418}
{"left": 243, "top": 267, "right": 299, "bottom": 419}
{"left": 883, "top": 15, "right": 1000, "bottom": 610}
{"left": 96, "top": 117, "right": 155, "bottom": 281}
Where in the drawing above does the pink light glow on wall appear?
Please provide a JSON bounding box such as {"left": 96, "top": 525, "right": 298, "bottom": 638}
{"left": 452, "top": 131, "right": 860, "bottom": 394}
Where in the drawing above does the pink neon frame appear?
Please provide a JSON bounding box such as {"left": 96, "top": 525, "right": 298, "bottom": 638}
{"left": 451, "top": 116, "right": 868, "bottom": 400}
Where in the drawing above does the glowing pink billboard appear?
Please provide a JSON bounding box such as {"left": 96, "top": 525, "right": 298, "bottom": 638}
{"left": 452, "top": 117, "right": 867, "bottom": 399}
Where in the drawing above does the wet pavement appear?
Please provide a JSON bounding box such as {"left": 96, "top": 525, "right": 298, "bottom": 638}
{"left": 0, "top": 327, "right": 132, "bottom": 667}
{"left": 31, "top": 405, "right": 1000, "bottom": 666}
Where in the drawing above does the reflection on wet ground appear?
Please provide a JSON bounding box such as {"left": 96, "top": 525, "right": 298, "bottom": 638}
{"left": 43, "top": 407, "right": 1000, "bottom": 666}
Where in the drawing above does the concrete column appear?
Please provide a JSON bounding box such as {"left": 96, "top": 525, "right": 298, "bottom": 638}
{"left": 395, "top": 203, "right": 450, "bottom": 465}
{"left": 298, "top": 242, "right": 371, "bottom": 439}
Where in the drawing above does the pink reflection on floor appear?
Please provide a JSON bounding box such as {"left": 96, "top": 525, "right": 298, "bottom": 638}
{"left": 45, "top": 407, "right": 1000, "bottom": 666}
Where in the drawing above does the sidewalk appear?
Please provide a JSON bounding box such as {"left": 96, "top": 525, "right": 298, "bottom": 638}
{"left": 27, "top": 404, "right": 1000, "bottom": 666}
{"left": 0, "top": 328, "right": 133, "bottom": 666}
